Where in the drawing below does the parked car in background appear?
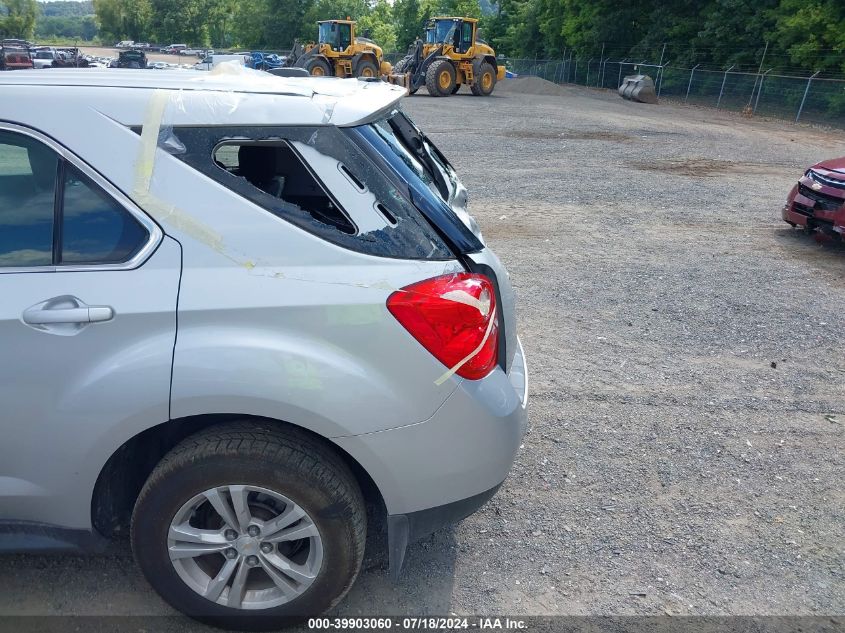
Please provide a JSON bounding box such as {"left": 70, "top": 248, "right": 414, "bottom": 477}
{"left": 116, "top": 49, "right": 148, "bottom": 69}
{"left": 0, "top": 69, "right": 527, "bottom": 628}
{"left": 52, "top": 48, "right": 90, "bottom": 68}
{"left": 116, "top": 40, "right": 135, "bottom": 48}
{"left": 783, "top": 158, "right": 845, "bottom": 240}
{"left": 0, "top": 46, "right": 33, "bottom": 70}
{"left": 31, "top": 48, "right": 58, "bottom": 69}
{"left": 163, "top": 44, "right": 187, "bottom": 54}
{"left": 194, "top": 54, "right": 249, "bottom": 71}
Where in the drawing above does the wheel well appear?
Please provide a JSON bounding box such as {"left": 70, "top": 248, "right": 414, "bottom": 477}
{"left": 90, "top": 414, "right": 385, "bottom": 539}
{"left": 476, "top": 55, "right": 497, "bottom": 70}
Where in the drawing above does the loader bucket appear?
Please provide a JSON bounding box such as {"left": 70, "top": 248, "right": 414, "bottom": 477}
{"left": 618, "top": 74, "right": 658, "bottom": 104}
{"left": 387, "top": 72, "right": 410, "bottom": 89}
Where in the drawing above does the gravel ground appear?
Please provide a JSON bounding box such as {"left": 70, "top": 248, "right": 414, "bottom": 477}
{"left": 1, "top": 80, "right": 843, "bottom": 627}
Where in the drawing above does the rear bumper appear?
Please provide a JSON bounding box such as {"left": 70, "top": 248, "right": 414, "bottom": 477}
{"left": 386, "top": 483, "right": 501, "bottom": 579}
{"left": 333, "top": 337, "right": 528, "bottom": 576}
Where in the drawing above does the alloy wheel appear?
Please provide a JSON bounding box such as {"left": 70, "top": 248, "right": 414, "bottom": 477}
{"left": 167, "top": 485, "right": 323, "bottom": 610}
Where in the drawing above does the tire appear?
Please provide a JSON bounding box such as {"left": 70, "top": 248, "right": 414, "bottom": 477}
{"left": 303, "top": 57, "right": 332, "bottom": 77}
{"left": 355, "top": 58, "right": 378, "bottom": 78}
{"left": 131, "top": 422, "right": 366, "bottom": 631}
{"left": 393, "top": 55, "right": 411, "bottom": 73}
{"left": 425, "top": 59, "right": 456, "bottom": 97}
{"left": 471, "top": 62, "right": 496, "bottom": 96}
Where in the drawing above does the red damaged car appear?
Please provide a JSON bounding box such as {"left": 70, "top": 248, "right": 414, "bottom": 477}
{"left": 783, "top": 158, "right": 845, "bottom": 238}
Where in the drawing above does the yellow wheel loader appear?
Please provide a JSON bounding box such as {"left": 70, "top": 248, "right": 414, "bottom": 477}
{"left": 389, "top": 17, "right": 505, "bottom": 96}
{"left": 287, "top": 19, "right": 391, "bottom": 79}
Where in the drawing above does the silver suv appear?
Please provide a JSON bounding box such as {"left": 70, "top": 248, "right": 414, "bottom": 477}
{"left": 0, "top": 69, "right": 528, "bottom": 628}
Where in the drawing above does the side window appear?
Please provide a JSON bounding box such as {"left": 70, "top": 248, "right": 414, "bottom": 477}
{"left": 462, "top": 22, "right": 473, "bottom": 45}
{"left": 0, "top": 130, "right": 57, "bottom": 267}
{"left": 0, "top": 128, "right": 149, "bottom": 269}
{"left": 60, "top": 164, "right": 148, "bottom": 265}
{"left": 170, "top": 124, "right": 453, "bottom": 260}
{"left": 338, "top": 24, "right": 352, "bottom": 50}
{"left": 213, "top": 141, "right": 355, "bottom": 234}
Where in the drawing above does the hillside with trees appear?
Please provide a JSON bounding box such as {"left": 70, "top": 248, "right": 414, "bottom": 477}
{"left": 1, "top": 0, "right": 842, "bottom": 78}
{"left": 1, "top": 0, "right": 97, "bottom": 42}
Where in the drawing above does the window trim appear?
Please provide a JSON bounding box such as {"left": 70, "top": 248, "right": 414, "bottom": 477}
{"left": 0, "top": 122, "right": 163, "bottom": 274}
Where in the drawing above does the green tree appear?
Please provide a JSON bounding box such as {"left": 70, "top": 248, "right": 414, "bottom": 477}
{"left": 234, "top": 0, "right": 314, "bottom": 49}
{"left": 93, "top": 0, "right": 151, "bottom": 42}
{"left": 444, "top": 0, "right": 482, "bottom": 19}
{"left": 0, "top": 0, "right": 38, "bottom": 39}
{"left": 394, "top": 0, "right": 421, "bottom": 51}
{"left": 358, "top": 0, "right": 396, "bottom": 51}
{"left": 771, "top": 0, "right": 845, "bottom": 74}
{"left": 81, "top": 15, "right": 98, "bottom": 40}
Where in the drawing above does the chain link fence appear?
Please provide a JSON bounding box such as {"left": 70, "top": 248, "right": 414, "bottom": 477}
{"left": 502, "top": 57, "right": 845, "bottom": 129}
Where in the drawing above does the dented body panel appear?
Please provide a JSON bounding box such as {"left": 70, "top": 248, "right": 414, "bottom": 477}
{"left": 782, "top": 159, "right": 845, "bottom": 237}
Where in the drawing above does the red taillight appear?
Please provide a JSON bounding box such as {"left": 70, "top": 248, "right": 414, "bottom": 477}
{"left": 387, "top": 273, "right": 498, "bottom": 381}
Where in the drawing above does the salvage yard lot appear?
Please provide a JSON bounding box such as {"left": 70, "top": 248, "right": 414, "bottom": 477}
{"left": 0, "top": 80, "right": 842, "bottom": 624}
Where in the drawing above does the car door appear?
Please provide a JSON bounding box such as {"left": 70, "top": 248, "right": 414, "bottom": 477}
{"left": 0, "top": 124, "right": 181, "bottom": 532}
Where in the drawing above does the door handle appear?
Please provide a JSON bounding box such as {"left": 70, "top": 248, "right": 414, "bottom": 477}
{"left": 22, "top": 296, "right": 115, "bottom": 328}
{"left": 23, "top": 307, "right": 90, "bottom": 324}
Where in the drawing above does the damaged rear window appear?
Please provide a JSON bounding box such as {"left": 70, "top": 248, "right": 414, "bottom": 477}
{"left": 162, "top": 125, "right": 453, "bottom": 260}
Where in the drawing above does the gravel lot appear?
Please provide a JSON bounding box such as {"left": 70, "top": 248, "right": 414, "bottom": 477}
{"left": 1, "top": 79, "right": 843, "bottom": 627}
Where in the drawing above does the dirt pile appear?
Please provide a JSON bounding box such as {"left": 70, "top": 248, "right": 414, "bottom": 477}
{"left": 496, "top": 75, "right": 568, "bottom": 96}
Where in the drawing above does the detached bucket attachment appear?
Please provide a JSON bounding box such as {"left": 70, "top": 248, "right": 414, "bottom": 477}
{"left": 387, "top": 72, "right": 410, "bottom": 90}
{"left": 618, "top": 74, "right": 658, "bottom": 104}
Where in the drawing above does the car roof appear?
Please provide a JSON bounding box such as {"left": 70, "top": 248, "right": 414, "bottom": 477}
{"left": 0, "top": 69, "right": 407, "bottom": 127}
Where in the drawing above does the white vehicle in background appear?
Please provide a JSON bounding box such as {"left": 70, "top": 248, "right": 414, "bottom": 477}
{"left": 115, "top": 40, "right": 134, "bottom": 48}
{"left": 194, "top": 54, "right": 250, "bottom": 71}
{"left": 163, "top": 44, "right": 187, "bottom": 54}
{"left": 31, "top": 48, "right": 58, "bottom": 69}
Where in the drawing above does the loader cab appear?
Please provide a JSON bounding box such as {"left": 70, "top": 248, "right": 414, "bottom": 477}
{"left": 427, "top": 17, "right": 476, "bottom": 54}
{"left": 318, "top": 20, "right": 354, "bottom": 53}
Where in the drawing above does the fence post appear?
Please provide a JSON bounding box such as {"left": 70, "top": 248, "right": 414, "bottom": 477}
{"left": 657, "top": 64, "right": 669, "bottom": 98}
{"left": 753, "top": 68, "right": 772, "bottom": 114}
{"left": 716, "top": 65, "right": 735, "bottom": 109}
{"left": 796, "top": 71, "right": 820, "bottom": 123}
{"left": 568, "top": 50, "right": 573, "bottom": 83}
{"left": 685, "top": 64, "right": 700, "bottom": 103}
{"left": 574, "top": 58, "right": 578, "bottom": 84}
{"left": 618, "top": 59, "right": 627, "bottom": 87}
{"left": 558, "top": 48, "right": 566, "bottom": 84}
{"left": 598, "top": 43, "right": 605, "bottom": 87}
{"left": 586, "top": 58, "right": 594, "bottom": 86}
